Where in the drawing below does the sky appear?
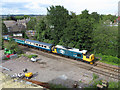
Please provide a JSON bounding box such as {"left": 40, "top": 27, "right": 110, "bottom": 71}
{"left": 1, "top": 0, "right": 119, "bottom": 15}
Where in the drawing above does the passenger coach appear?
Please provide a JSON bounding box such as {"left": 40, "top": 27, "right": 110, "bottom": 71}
{"left": 25, "top": 39, "right": 54, "bottom": 51}
{"left": 13, "top": 37, "right": 25, "bottom": 45}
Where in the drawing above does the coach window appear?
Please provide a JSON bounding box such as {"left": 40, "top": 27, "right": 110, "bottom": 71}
{"left": 44, "top": 46, "right": 46, "bottom": 48}
{"left": 36, "top": 44, "right": 38, "bottom": 46}
{"left": 42, "top": 45, "right": 43, "bottom": 47}
{"left": 77, "top": 54, "right": 82, "bottom": 57}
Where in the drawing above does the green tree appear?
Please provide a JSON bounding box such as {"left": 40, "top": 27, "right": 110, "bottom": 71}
{"left": 59, "top": 18, "right": 78, "bottom": 47}
{"left": 2, "top": 22, "right": 8, "bottom": 34}
{"left": 70, "top": 11, "right": 76, "bottom": 18}
{"left": 35, "top": 19, "right": 47, "bottom": 41}
{"left": 59, "top": 10, "right": 94, "bottom": 51}
{"left": 22, "top": 31, "right": 29, "bottom": 39}
{"left": 118, "top": 22, "right": 120, "bottom": 58}
{"left": 6, "top": 16, "right": 17, "bottom": 21}
{"left": 80, "top": 9, "right": 89, "bottom": 19}
{"left": 47, "top": 5, "right": 70, "bottom": 44}
{"left": 6, "top": 38, "right": 23, "bottom": 54}
{"left": 91, "top": 12, "right": 100, "bottom": 23}
{"left": 24, "top": 15, "right": 30, "bottom": 19}
{"left": 1, "top": 38, "right": 4, "bottom": 49}
{"left": 92, "top": 20, "right": 118, "bottom": 56}
{"left": 15, "top": 16, "right": 24, "bottom": 20}
{"left": 27, "top": 17, "right": 36, "bottom": 30}
{"left": 101, "top": 14, "right": 117, "bottom": 23}
{"left": 75, "top": 10, "right": 94, "bottom": 50}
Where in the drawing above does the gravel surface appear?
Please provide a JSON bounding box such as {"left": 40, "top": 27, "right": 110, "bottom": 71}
{"left": 1, "top": 50, "right": 118, "bottom": 88}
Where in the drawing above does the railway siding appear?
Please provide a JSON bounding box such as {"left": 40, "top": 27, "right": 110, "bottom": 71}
{"left": 19, "top": 45, "right": 120, "bottom": 80}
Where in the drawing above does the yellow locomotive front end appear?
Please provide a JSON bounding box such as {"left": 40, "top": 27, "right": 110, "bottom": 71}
{"left": 83, "top": 53, "right": 95, "bottom": 64}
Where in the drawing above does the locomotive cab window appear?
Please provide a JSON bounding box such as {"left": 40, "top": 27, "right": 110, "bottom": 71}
{"left": 77, "top": 54, "right": 82, "bottom": 57}
{"left": 44, "top": 46, "right": 46, "bottom": 48}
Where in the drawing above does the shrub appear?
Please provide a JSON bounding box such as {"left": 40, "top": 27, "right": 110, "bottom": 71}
{"left": 93, "top": 73, "right": 99, "bottom": 80}
{"left": 23, "top": 54, "right": 38, "bottom": 58}
{"left": 3, "top": 57, "right": 9, "bottom": 60}
{"left": 27, "top": 54, "right": 38, "bottom": 58}
{"left": 108, "top": 81, "right": 120, "bottom": 88}
{"left": 95, "top": 54, "right": 120, "bottom": 65}
{"left": 49, "top": 83, "right": 67, "bottom": 89}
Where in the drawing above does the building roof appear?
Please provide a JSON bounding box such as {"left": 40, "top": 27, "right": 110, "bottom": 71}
{"left": 11, "top": 23, "right": 26, "bottom": 32}
{"left": 3, "top": 19, "right": 28, "bottom": 32}
{"left": 3, "top": 20, "right": 16, "bottom": 28}
{"left": 25, "top": 39, "right": 53, "bottom": 47}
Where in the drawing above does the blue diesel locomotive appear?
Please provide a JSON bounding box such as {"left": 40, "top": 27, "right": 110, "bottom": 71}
{"left": 3, "top": 35, "right": 95, "bottom": 64}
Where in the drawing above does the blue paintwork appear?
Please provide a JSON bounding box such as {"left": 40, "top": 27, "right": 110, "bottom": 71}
{"left": 3, "top": 35, "right": 9, "bottom": 40}
{"left": 56, "top": 48, "right": 83, "bottom": 59}
{"left": 25, "top": 43, "right": 51, "bottom": 51}
{"left": 25, "top": 39, "right": 54, "bottom": 51}
{"left": 13, "top": 38, "right": 25, "bottom": 44}
{"left": 3, "top": 35, "right": 84, "bottom": 60}
{"left": 4, "top": 38, "right": 8, "bottom": 40}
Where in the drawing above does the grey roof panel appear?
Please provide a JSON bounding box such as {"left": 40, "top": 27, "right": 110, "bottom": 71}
{"left": 25, "top": 39, "right": 53, "bottom": 47}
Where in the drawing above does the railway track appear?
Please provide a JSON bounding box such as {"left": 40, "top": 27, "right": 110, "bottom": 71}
{"left": 4, "top": 41, "right": 120, "bottom": 80}
{"left": 21, "top": 45, "right": 120, "bottom": 80}
{"left": 91, "top": 67, "right": 119, "bottom": 80}
{"left": 95, "top": 62, "right": 120, "bottom": 73}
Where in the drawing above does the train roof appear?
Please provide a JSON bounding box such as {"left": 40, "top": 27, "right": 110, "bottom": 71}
{"left": 3, "top": 35, "right": 13, "bottom": 38}
{"left": 3, "top": 35, "right": 9, "bottom": 37}
{"left": 25, "top": 39, "right": 53, "bottom": 47}
{"left": 13, "top": 37, "right": 25, "bottom": 41}
{"left": 8, "top": 36, "right": 13, "bottom": 38}
{"left": 56, "top": 45, "right": 87, "bottom": 54}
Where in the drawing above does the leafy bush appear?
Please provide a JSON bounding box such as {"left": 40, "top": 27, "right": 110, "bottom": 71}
{"left": 3, "top": 57, "right": 9, "bottom": 60}
{"left": 4, "top": 38, "right": 23, "bottom": 54}
{"left": 49, "top": 83, "right": 67, "bottom": 89}
{"left": 95, "top": 53, "right": 120, "bottom": 65}
{"left": 23, "top": 54, "right": 38, "bottom": 58}
{"left": 27, "top": 54, "right": 38, "bottom": 58}
{"left": 108, "top": 81, "right": 120, "bottom": 88}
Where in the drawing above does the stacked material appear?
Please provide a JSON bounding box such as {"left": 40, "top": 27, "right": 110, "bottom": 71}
{"left": 0, "top": 72, "right": 43, "bottom": 89}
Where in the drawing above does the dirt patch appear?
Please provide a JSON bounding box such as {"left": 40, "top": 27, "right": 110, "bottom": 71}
{"left": 0, "top": 72, "right": 43, "bottom": 89}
